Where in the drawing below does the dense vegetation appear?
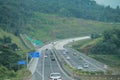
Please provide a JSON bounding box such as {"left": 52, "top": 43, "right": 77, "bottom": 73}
{"left": 33, "top": 0, "right": 120, "bottom": 22}
{"left": 0, "top": 0, "right": 33, "bottom": 34}
{"left": 91, "top": 29, "right": 120, "bottom": 55}
{"left": 0, "top": 0, "right": 120, "bottom": 35}
{"left": 72, "top": 28, "right": 120, "bottom": 55}
{"left": 0, "top": 29, "right": 30, "bottom": 79}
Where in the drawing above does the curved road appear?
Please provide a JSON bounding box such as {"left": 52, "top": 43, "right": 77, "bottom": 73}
{"left": 30, "top": 36, "right": 107, "bottom": 80}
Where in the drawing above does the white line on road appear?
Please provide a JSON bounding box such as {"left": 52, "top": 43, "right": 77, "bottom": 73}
{"left": 51, "top": 49, "right": 74, "bottom": 80}
{"left": 42, "top": 52, "right": 45, "bottom": 80}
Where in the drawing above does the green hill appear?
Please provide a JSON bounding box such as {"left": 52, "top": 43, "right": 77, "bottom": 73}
{"left": 0, "top": 0, "right": 120, "bottom": 36}
{"left": 26, "top": 12, "right": 120, "bottom": 41}
{"left": 0, "top": 29, "right": 29, "bottom": 53}
{"left": 0, "top": 29, "right": 31, "bottom": 79}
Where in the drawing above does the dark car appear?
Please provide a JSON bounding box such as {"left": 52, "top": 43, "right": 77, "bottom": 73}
{"left": 51, "top": 55, "right": 55, "bottom": 61}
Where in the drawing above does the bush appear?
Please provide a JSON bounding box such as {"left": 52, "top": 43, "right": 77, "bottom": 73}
{"left": 0, "top": 66, "right": 16, "bottom": 79}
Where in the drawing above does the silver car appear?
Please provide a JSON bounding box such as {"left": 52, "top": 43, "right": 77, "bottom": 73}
{"left": 83, "top": 63, "right": 89, "bottom": 68}
{"left": 77, "top": 65, "right": 83, "bottom": 70}
{"left": 49, "top": 73, "right": 62, "bottom": 80}
{"left": 66, "top": 56, "right": 70, "bottom": 60}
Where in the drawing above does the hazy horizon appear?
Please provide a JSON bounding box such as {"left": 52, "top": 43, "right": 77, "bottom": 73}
{"left": 94, "top": 0, "right": 120, "bottom": 8}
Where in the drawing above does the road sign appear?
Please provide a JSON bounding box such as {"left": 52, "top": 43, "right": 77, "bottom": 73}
{"left": 17, "top": 61, "right": 26, "bottom": 65}
{"left": 33, "top": 40, "right": 43, "bottom": 46}
{"left": 30, "top": 52, "right": 40, "bottom": 58}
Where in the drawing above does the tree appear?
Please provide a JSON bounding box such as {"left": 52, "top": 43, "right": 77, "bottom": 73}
{"left": 3, "top": 36, "right": 11, "bottom": 44}
{"left": 91, "top": 29, "right": 120, "bottom": 54}
{"left": 0, "top": 45, "right": 21, "bottom": 70}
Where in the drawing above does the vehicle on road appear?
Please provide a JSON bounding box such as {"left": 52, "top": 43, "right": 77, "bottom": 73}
{"left": 77, "top": 65, "right": 83, "bottom": 70}
{"left": 51, "top": 55, "right": 55, "bottom": 61}
{"left": 44, "top": 55, "right": 48, "bottom": 58}
{"left": 49, "top": 73, "right": 62, "bottom": 80}
{"left": 66, "top": 56, "right": 70, "bottom": 60}
{"left": 46, "top": 48, "right": 48, "bottom": 50}
{"left": 91, "top": 68, "right": 97, "bottom": 72}
{"left": 83, "top": 63, "right": 89, "bottom": 68}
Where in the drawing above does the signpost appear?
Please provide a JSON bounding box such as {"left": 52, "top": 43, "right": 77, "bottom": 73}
{"left": 33, "top": 40, "right": 44, "bottom": 46}
{"left": 30, "top": 52, "right": 40, "bottom": 58}
{"left": 17, "top": 60, "right": 26, "bottom": 69}
{"left": 17, "top": 61, "right": 26, "bottom": 65}
{"left": 26, "top": 35, "right": 44, "bottom": 46}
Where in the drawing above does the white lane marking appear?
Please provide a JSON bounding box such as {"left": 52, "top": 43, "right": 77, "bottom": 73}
{"left": 80, "top": 55, "right": 105, "bottom": 71}
{"left": 71, "top": 48, "right": 106, "bottom": 71}
{"left": 36, "top": 70, "right": 42, "bottom": 77}
{"left": 49, "top": 52, "right": 54, "bottom": 73}
{"left": 43, "top": 52, "right": 45, "bottom": 80}
{"left": 51, "top": 49, "right": 73, "bottom": 80}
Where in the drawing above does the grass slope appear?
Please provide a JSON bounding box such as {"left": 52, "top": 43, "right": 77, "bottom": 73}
{"left": 0, "top": 29, "right": 31, "bottom": 79}
{"left": 26, "top": 12, "right": 120, "bottom": 41}
{"left": 0, "top": 29, "right": 29, "bottom": 54}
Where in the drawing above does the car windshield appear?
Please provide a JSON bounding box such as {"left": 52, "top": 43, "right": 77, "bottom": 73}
{"left": 51, "top": 73, "right": 60, "bottom": 77}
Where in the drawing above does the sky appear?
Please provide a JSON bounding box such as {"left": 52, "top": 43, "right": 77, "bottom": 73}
{"left": 94, "top": 0, "right": 120, "bottom": 8}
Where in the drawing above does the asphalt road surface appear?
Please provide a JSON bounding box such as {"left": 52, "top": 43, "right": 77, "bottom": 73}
{"left": 32, "top": 45, "right": 72, "bottom": 80}
{"left": 31, "top": 36, "right": 107, "bottom": 80}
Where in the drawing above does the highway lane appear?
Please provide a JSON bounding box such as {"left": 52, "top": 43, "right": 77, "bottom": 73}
{"left": 31, "top": 50, "right": 44, "bottom": 80}
{"left": 58, "top": 49, "right": 103, "bottom": 72}
{"left": 44, "top": 51, "right": 51, "bottom": 80}
{"left": 32, "top": 44, "right": 72, "bottom": 80}
{"left": 54, "top": 36, "right": 107, "bottom": 72}
{"left": 31, "top": 36, "right": 107, "bottom": 80}
{"left": 44, "top": 49, "right": 71, "bottom": 80}
{"left": 30, "top": 36, "right": 90, "bottom": 80}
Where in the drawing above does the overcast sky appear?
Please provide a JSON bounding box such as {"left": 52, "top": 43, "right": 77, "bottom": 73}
{"left": 94, "top": 0, "right": 120, "bottom": 8}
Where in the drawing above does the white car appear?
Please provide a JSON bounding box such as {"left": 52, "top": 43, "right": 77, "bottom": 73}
{"left": 77, "top": 65, "right": 83, "bottom": 70}
{"left": 91, "top": 68, "right": 97, "bottom": 72}
{"left": 66, "top": 56, "right": 70, "bottom": 60}
{"left": 44, "top": 55, "right": 47, "bottom": 58}
{"left": 49, "top": 73, "right": 62, "bottom": 80}
{"left": 83, "top": 63, "right": 89, "bottom": 68}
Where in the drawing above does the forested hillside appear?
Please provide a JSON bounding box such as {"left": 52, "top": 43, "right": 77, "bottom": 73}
{"left": 0, "top": 0, "right": 120, "bottom": 35}
{"left": 0, "top": 29, "right": 30, "bottom": 79}
{"left": 33, "top": 0, "right": 120, "bottom": 22}
{"left": 91, "top": 29, "right": 120, "bottom": 55}
{"left": 0, "top": 0, "right": 32, "bottom": 34}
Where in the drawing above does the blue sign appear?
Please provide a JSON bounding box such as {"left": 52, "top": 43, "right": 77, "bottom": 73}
{"left": 30, "top": 52, "right": 40, "bottom": 58}
{"left": 18, "top": 61, "right": 26, "bottom": 65}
